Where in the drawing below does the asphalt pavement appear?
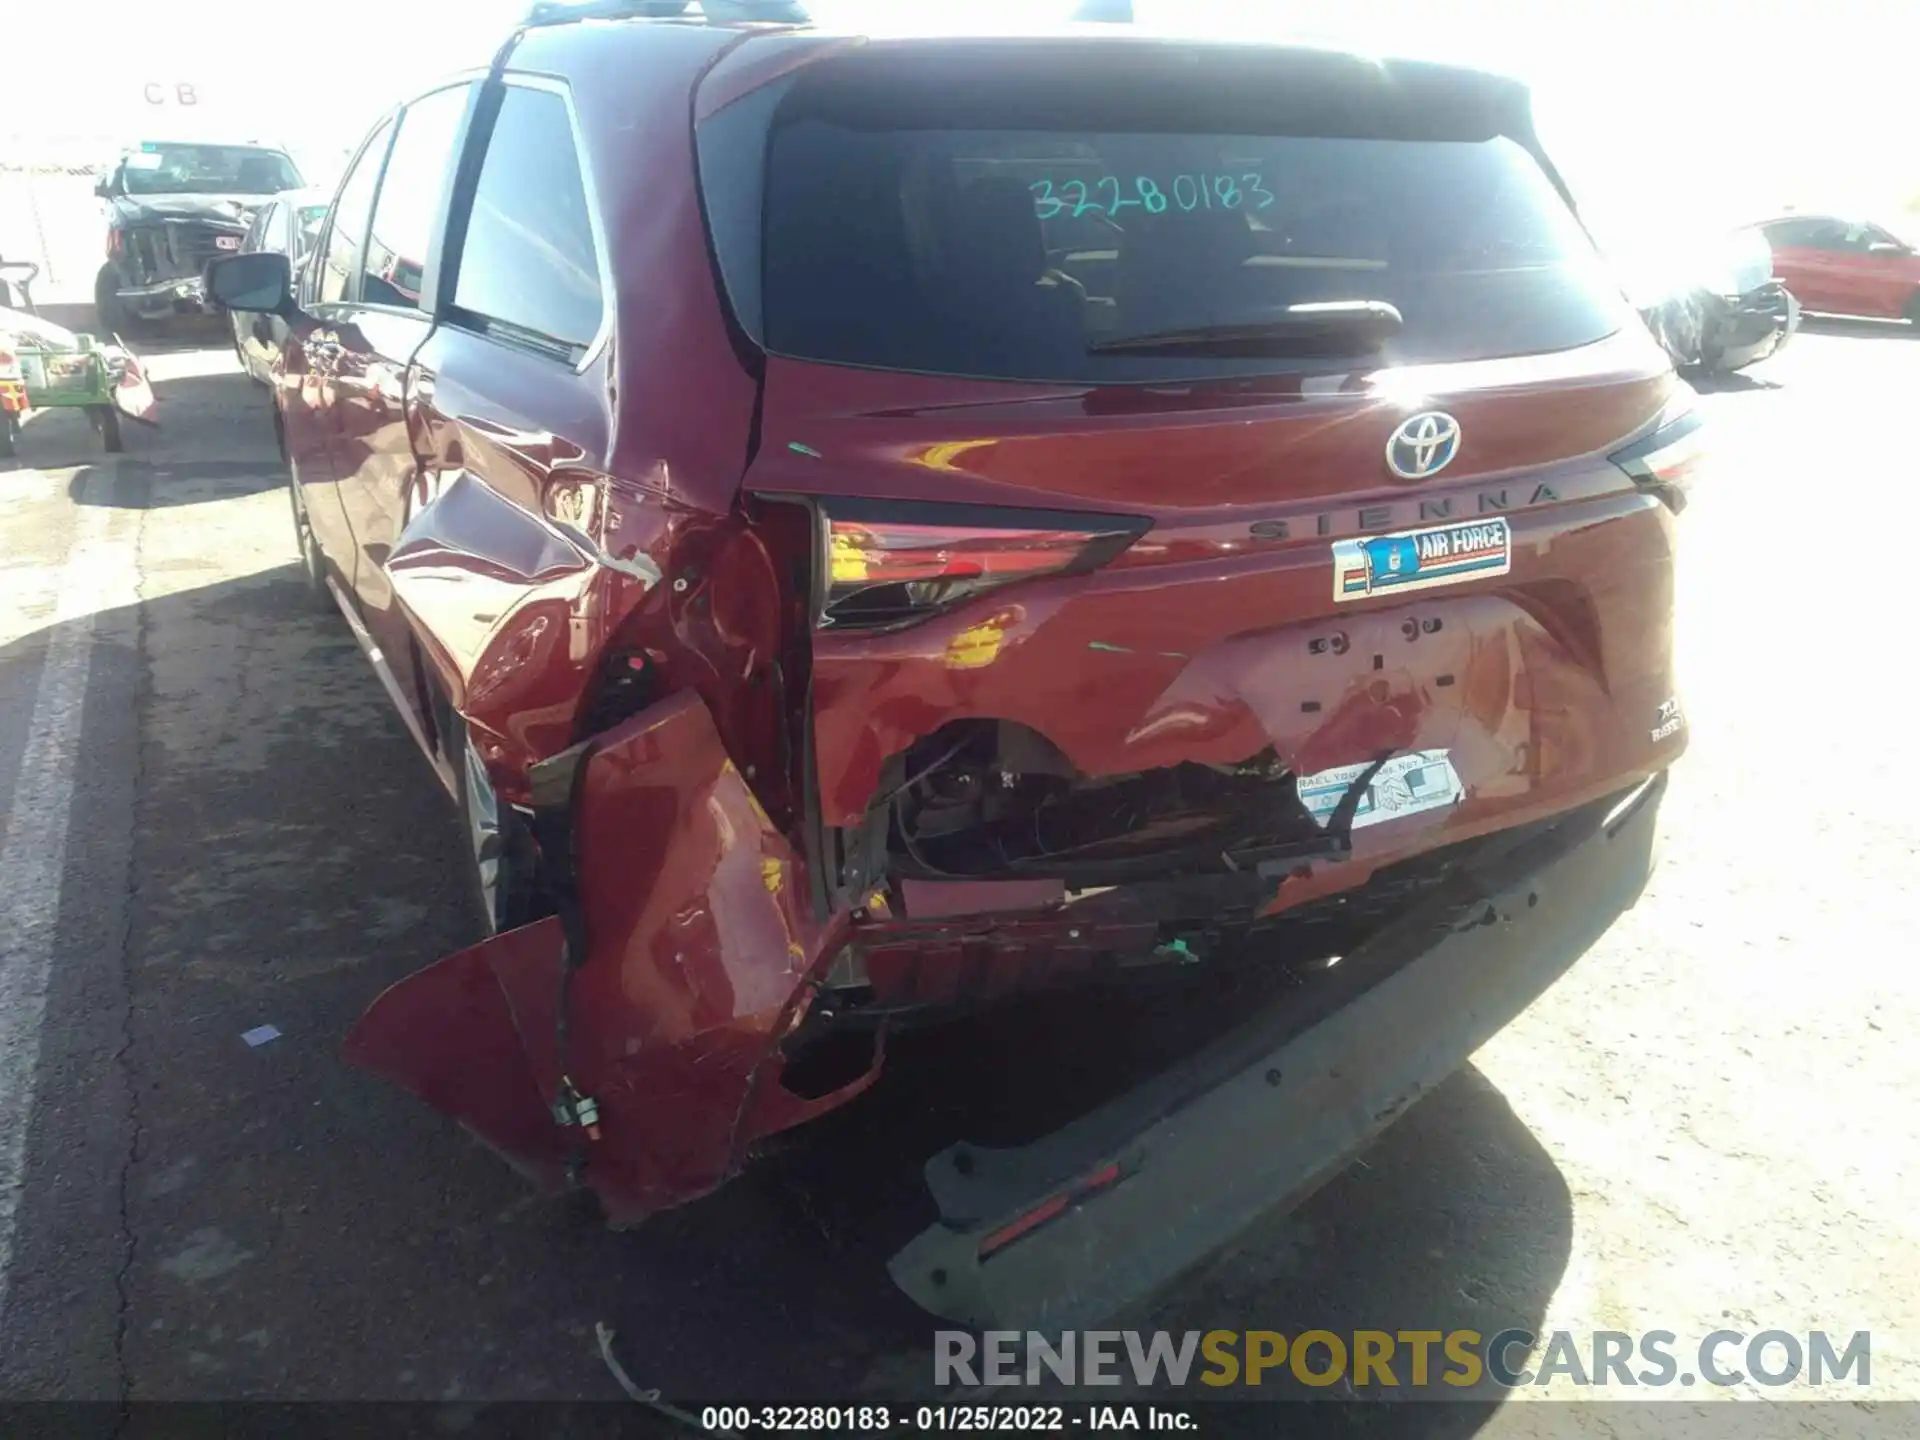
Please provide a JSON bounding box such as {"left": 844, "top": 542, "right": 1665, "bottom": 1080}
{"left": 0, "top": 314, "right": 1916, "bottom": 1424}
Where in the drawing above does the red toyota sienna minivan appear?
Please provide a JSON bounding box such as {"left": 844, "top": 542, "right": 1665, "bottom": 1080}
{"left": 211, "top": 0, "right": 1697, "bottom": 1328}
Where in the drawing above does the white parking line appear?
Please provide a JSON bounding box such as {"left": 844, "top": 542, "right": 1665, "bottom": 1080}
{"left": 0, "top": 468, "right": 138, "bottom": 1326}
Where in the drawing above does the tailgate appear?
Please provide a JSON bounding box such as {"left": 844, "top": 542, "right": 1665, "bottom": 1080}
{"left": 722, "top": 38, "right": 1680, "bottom": 840}
{"left": 749, "top": 333, "right": 1682, "bottom": 835}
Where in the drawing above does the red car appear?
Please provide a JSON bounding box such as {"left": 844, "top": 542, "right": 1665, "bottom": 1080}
{"left": 1754, "top": 214, "right": 1920, "bottom": 324}
{"left": 211, "top": 2, "right": 1695, "bottom": 1326}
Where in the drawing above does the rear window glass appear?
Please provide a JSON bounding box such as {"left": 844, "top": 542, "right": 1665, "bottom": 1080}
{"left": 758, "top": 65, "right": 1630, "bottom": 382}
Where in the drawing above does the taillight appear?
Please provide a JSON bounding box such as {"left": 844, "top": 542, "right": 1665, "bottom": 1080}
{"left": 816, "top": 499, "right": 1148, "bottom": 631}
{"left": 1609, "top": 402, "right": 1706, "bottom": 514}
{"left": 107, "top": 227, "right": 123, "bottom": 260}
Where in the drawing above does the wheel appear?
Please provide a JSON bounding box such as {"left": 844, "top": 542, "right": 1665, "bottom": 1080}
{"left": 286, "top": 463, "right": 333, "bottom": 611}
{"left": 453, "top": 719, "right": 545, "bottom": 936}
{"left": 94, "top": 269, "right": 130, "bottom": 339}
{"left": 92, "top": 405, "right": 123, "bottom": 453}
{"left": 1905, "top": 289, "right": 1920, "bottom": 328}
{"left": 0, "top": 412, "right": 17, "bottom": 459}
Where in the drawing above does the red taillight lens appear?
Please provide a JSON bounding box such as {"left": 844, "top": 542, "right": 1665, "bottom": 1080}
{"left": 1609, "top": 403, "right": 1706, "bottom": 513}
{"left": 817, "top": 501, "right": 1148, "bottom": 631}
{"left": 107, "top": 228, "right": 123, "bottom": 259}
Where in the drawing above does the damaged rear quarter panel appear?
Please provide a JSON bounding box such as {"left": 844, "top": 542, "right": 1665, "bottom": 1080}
{"left": 385, "top": 462, "right": 669, "bottom": 790}
{"left": 344, "top": 690, "right": 867, "bottom": 1223}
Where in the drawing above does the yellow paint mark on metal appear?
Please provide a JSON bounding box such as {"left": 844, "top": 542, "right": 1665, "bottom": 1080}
{"left": 945, "top": 616, "right": 1011, "bottom": 670}
{"left": 829, "top": 528, "right": 870, "bottom": 583}
{"left": 761, "top": 857, "right": 784, "bottom": 894}
{"left": 913, "top": 438, "right": 996, "bottom": 472}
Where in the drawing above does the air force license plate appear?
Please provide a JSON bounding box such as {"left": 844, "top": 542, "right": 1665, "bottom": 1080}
{"left": 1332, "top": 516, "right": 1511, "bottom": 602}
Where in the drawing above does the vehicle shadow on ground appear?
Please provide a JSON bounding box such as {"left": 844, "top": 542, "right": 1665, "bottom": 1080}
{"left": 10, "top": 299, "right": 229, "bottom": 355}
{"left": 0, "top": 549, "right": 1574, "bottom": 1434}
{"left": 21, "top": 300, "right": 106, "bottom": 337}
{"left": 62, "top": 455, "right": 288, "bottom": 510}
{"left": 16, "top": 360, "right": 287, "bottom": 505}
{"left": 1689, "top": 369, "right": 1781, "bottom": 394}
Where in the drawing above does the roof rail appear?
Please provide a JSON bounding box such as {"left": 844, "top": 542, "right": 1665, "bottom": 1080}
{"left": 521, "top": 0, "right": 810, "bottom": 26}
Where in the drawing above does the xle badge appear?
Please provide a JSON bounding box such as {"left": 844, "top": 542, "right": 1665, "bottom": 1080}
{"left": 1330, "top": 516, "right": 1512, "bottom": 602}
{"left": 1652, "top": 697, "right": 1684, "bottom": 742}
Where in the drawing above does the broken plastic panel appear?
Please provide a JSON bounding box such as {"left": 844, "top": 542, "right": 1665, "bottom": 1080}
{"left": 343, "top": 691, "right": 870, "bottom": 1221}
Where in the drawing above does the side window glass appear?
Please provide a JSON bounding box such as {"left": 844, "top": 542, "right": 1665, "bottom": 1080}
{"left": 363, "top": 84, "right": 472, "bottom": 311}
{"left": 293, "top": 206, "right": 328, "bottom": 266}
{"left": 319, "top": 119, "right": 394, "bottom": 306}
{"left": 451, "top": 84, "right": 603, "bottom": 353}
{"left": 239, "top": 203, "right": 274, "bottom": 255}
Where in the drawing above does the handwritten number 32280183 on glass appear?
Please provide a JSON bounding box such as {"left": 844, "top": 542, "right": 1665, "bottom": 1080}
{"left": 1030, "top": 174, "right": 1278, "bottom": 220}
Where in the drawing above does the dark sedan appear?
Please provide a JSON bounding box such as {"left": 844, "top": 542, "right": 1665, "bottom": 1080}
{"left": 94, "top": 141, "right": 306, "bottom": 336}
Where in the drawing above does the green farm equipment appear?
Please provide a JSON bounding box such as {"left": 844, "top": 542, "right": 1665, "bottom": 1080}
{"left": 1, "top": 257, "right": 156, "bottom": 459}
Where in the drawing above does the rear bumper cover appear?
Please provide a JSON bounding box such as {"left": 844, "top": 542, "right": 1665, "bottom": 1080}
{"left": 1710, "top": 283, "right": 1799, "bottom": 369}
{"left": 117, "top": 275, "right": 215, "bottom": 317}
{"left": 888, "top": 768, "right": 1665, "bottom": 1329}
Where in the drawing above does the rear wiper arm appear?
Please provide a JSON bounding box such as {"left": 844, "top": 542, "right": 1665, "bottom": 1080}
{"left": 1089, "top": 300, "right": 1404, "bottom": 357}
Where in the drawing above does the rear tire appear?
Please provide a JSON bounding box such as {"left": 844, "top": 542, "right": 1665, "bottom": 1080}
{"left": 92, "top": 405, "right": 123, "bottom": 453}
{"left": 0, "top": 412, "right": 17, "bottom": 460}
{"left": 1906, "top": 289, "right": 1920, "bottom": 329}
{"left": 453, "top": 718, "right": 545, "bottom": 937}
{"left": 94, "top": 270, "right": 130, "bottom": 339}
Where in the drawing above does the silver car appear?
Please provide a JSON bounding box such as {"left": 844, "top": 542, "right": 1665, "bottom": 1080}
{"left": 227, "top": 187, "right": 330, "bottom": 385}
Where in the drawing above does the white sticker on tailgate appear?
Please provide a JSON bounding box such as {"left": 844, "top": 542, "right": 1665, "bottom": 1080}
{"left": 1332, "top": 516, "right": 1511, "bottom": 602}
{"left": 1296, "top": 750, "right": 1465, "bottom": 830}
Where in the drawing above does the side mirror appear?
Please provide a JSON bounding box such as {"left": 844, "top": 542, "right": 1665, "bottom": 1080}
{"left": 208, "top": 251, "right": 293, "bottom": 315}
{"left": 94, "top": 175, "right": 113, "bottom": 199}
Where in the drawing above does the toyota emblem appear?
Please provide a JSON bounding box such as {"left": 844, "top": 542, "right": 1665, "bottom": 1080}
{"left": 1386, "top": 411, "right": 1462, "bottom": 481}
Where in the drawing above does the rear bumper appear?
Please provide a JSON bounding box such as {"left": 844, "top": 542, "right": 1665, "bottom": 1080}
{"left": 116, "top": 275, "right": 216, "bottom": 318}
{"left": 889, "top": 768, "right": 1665, "bottom": 1329}
{"left": 1712, "top": 284, "right": 1799, "bottom": 369}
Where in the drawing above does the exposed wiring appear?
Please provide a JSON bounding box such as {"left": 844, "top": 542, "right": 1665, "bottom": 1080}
{"left": 871, "top": 733, "right": 973, "bottom": 814}
{"left": 595, "top": 1323, "right": 712, "bottom": 1431}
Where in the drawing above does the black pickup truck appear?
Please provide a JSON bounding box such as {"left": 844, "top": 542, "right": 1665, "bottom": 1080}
{"left": 94, "top": 141, "right": 306, "bottom": 336}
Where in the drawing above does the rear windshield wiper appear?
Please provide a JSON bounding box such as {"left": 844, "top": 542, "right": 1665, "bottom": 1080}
{"left": 1088, "top": 300, "right": 1404, "bottom": 357}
